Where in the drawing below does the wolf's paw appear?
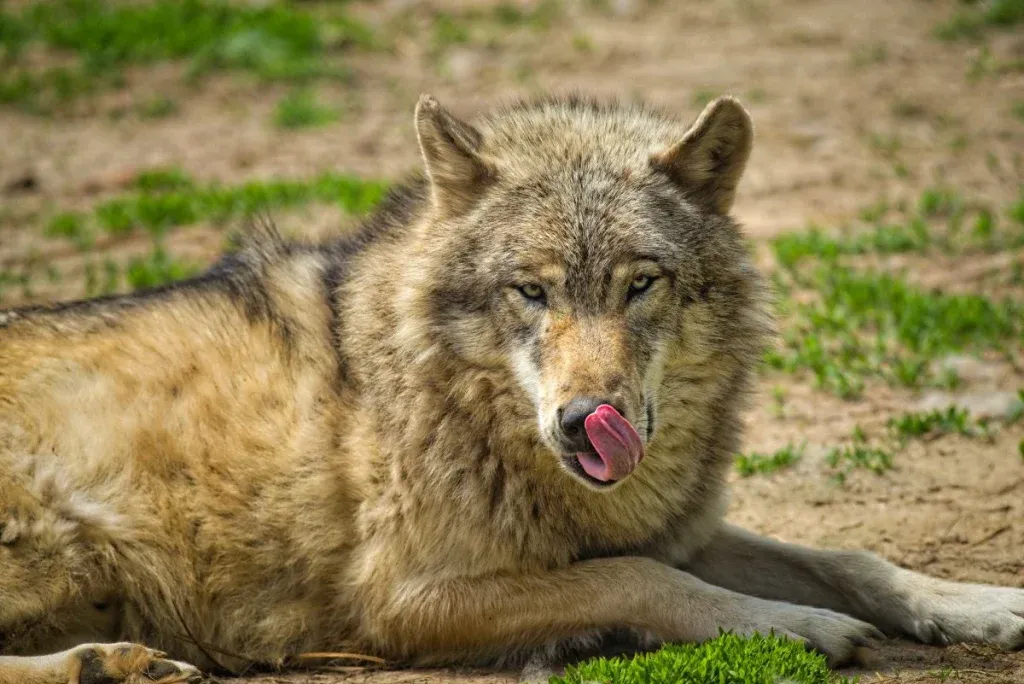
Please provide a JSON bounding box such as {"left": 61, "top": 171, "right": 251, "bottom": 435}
{"left": 737, "top": 603, "right": 883, "bottom": 667}
{"left": 73, "top": 643, "right": 204, "bottom": 684}
{"left": 904, "top": 583, "right": 1024, "bottom": 649}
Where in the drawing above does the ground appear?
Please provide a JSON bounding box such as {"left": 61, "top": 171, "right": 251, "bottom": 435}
{"left": 1, "top": 0, "right": 1023, "bottom": 682}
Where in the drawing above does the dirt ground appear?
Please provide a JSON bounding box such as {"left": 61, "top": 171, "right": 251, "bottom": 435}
{"left": 2, "top": 0, "right": 1023, "bottom": 682}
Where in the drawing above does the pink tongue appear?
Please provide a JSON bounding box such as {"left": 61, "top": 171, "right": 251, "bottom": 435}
{"left": 577, "top": 404, "right": 645, "bottom": 483}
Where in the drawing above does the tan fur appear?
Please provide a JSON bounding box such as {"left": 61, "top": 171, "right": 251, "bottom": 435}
{"left": 1, "top": 95, "right": 1022, "bottom": 684}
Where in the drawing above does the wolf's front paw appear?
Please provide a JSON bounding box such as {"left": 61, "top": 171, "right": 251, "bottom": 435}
{"left": 736, "top": 602, "right": 883, "bottom": 666}
{"left": 905, "top": 583, "right": 1024, "bottom": 649}
{"left": 73, "top": 643, "right": 204, "bottom": 684}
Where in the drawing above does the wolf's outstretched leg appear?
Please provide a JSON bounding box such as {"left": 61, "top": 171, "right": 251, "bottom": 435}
{"left": 677, "top": 524, "right": 1024, "bottom": 649}
{"left": 366, "top": 556, "right": 881, "bottom": 667}
{"left": 0, "top": 643, "right": 203, "bottom": 684}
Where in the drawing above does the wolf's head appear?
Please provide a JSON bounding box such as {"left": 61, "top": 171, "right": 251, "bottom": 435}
{"left": 402, "top": 94, "right": 764, "bottom": 491}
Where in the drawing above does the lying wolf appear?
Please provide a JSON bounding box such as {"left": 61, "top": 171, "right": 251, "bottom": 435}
{"left": 1, "top": 94, "right": 1022, "bottom": 684}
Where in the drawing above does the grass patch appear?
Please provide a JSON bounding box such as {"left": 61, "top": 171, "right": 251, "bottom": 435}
{"left": 826, "top": 429, "right": 894, "bottom": 484}
{"left": 0, "top": 268, "right": 34, "bottom": 304}
{"left": 47, "top": 168, "right": 387, "bottom": 239}
{"left": 45, "top": 212, "right": 89, "bottom": 242}
{"left": 887, "top": 406, "right": 986, "bottom": 442}
{"left": 935, "top": 0, "right": 1024, "bottom": 40}
{"left": 82, "top": 244, "right": 199, "bottom": 297}
{"left": 772, "top": 221, "right": 929, "bottom": 268}
{"left": 422, "top": 2, "right": 566, "bottom": 59}
{"left": 851, "top": 41, "right": 888, "bottom": 67}
{"left": 137, "top": 95, "right": 178, "bottom": 119}
{"left": 1007, "top": 389, "right": 1024, "bottom": 423}
{"left": 552, "top": 632, "right": 848, "bottom": 684}
{"left": 736, "top": 443, "right": 804, "bottom": 477}
{"left": 274, "top": 88, "right": 339, "bottom": 129}
{"left": 0, "top": 0, "right": 373, "bottom": 112}
{"left": 693, "top": 89, "right": 719, "bottom": 108}
{"left": 124, "top": 245, "right": 200, "bottom": 291}
{"left": 766, "top": 264, "right": 1023, "bottom": 398}
{"left": 772, "top": 185, "right": 1024, "bottom": 269}
{"left": 765, "top": 188, "right": 1024, "bottom": 399}
{"left": 0, "top": 65, "right": 113, "bottom": 114}
{"left": 431, "top": 12, "right": 471, "bottom": 54}
{"left": 492, "top": 0, "right": 562, "bottom": 30}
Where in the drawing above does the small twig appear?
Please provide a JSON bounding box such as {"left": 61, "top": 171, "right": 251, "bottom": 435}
{"left": 970, "top": 525, "right": 1010, "bottom": 548}
{"left": 292, "top": 651, "right": 387, "bottom": 664}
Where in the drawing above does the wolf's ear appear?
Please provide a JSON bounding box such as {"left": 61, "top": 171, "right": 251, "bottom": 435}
{"left": 415, "top": 94, "right": 493, "bottom": 218}
{"left": 650, "top": 96, "right": 753, "bottom": 215}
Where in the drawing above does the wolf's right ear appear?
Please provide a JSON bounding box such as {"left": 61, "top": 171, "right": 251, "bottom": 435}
{"left": 650, "top": 96, "right": 753, "bottom": 215}
{"left": 415, "top": 94, "right": 494, "bottom": 219}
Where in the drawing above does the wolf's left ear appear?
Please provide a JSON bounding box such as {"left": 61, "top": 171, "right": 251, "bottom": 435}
{"left": 415, "top": 94, "right": 494, "bottom": 219}
{"left": 650, "top": 96, "right": 753, "bottom": 215}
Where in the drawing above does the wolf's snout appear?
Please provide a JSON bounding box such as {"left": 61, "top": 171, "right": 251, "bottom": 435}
{"left": 556, "top": 400, "right": 645, "bottom": 485}
{"left": 559, "top": 397, "right": 621, "bottom": 450}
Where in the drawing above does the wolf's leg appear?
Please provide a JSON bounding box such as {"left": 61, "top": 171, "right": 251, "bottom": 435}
{"left": 677, "top": 524, "right": 1024, "bottom": 648}
{"left": 0, "top": 643, "right": 202, "bottom": 684}
{"left": 367, "top": 556, "right": 881, "bottom": 666}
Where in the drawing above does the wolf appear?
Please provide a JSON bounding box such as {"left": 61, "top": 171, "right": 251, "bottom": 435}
{"left": 1, "top": 93, "right": 1022, "bottom": 684}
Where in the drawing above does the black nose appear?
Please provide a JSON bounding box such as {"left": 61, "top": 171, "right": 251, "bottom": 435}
{"left": 559, "top": 397, "right": 618, "bottom": 451}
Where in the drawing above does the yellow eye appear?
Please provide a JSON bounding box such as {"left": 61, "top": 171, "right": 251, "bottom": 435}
{"left": 628, "top": 274, "right": 655, "bottom": 298}
{"left": 518, "top": 283, "right": 546, "bottom": 302}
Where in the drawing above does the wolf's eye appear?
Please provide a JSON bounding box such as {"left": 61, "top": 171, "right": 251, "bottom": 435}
{"left": 627, "top": 274, "right": 656, "bottom": 300}
{"left": 517, "top": 283, "right": 547, "bottom": 303}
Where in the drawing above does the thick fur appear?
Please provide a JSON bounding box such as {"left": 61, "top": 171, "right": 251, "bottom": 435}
{"left": 1, "top": 95, "right": 1023, "bottom": 683}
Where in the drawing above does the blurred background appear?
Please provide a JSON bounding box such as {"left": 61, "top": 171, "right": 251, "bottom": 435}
{"left": 1, "top": 1, "right": 1022, "bottom": 681}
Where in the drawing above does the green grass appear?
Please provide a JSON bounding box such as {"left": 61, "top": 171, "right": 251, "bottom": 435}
{"left": 124, "top": 245, "right": 200, "bottom": 290}
{"left": 551, "top": 632, "right": 849, "bottom": 684}
{"left": 0, "top": 268, "right": 34, "bottom": 304}
{"left": 82, "top": 244, "right": 199, "bottom": 297}
{"left": 137, "top": 95, "right": 179, "bottom": 119}
{"left": 83, "top": 258, "right": 122, "bottom": 298}
{"left": 0, "top": 0, "right": 373, "bottom": 112}
{"left": 45, "top": 211, "right": 89, "bottom": 242}
{"left": 47, "top": 168, "right": 387, "bottom": 239}
{"left": 851, "top": 41, "right": 888, "bottom": 68}
{"left": 765, "top": 188, "right": 1024, "bottom": 399}
{"left": 827, "top": 430, "right": 894, "bottom": 485}
{"left": 431, "top": 12, "right": 471, "bottom": 54}
{"left": 765, "top": 263, "right": 1023, "bottom": 398}
{"left": 1011, "top": 189, "right": 1024, "bottom": 225}
{"left": 571, "top": 33, "right": 595, "bottom": 53}
{"left": 887, "top": 406, "right": 983, "bottom": 442}
{"left": 772, "top": 221, "right": 930, "bottom": 268}
{"left": 1006, "top": 389, "right": 1024, "bottom": 423}
{"left": 491, "top": 0, "right": 562, "bottom": 29}
{"left": 692, "top": 89, "right": 719, "bottom": 108}
{"left": 0, "top": 65, "right": 113, "bottom": 114}
{"left": 935, "top": 0, "right": 1024, "bottom": 40}
{"left": 773, "top": 187, "right": 1024, "bottom": 271}
{"left": 422, "top": 1, "right": 565, "bottom": 59}
{"left": 735, "top": 443, "right": 804, "bottom": 477}
{"left": 274, "top": 88, "right": 339, "bottom": 129}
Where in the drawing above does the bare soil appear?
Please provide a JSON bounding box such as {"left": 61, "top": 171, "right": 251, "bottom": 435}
{"left": 2, "top": 1, "right": 1023, "bottom": 682}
